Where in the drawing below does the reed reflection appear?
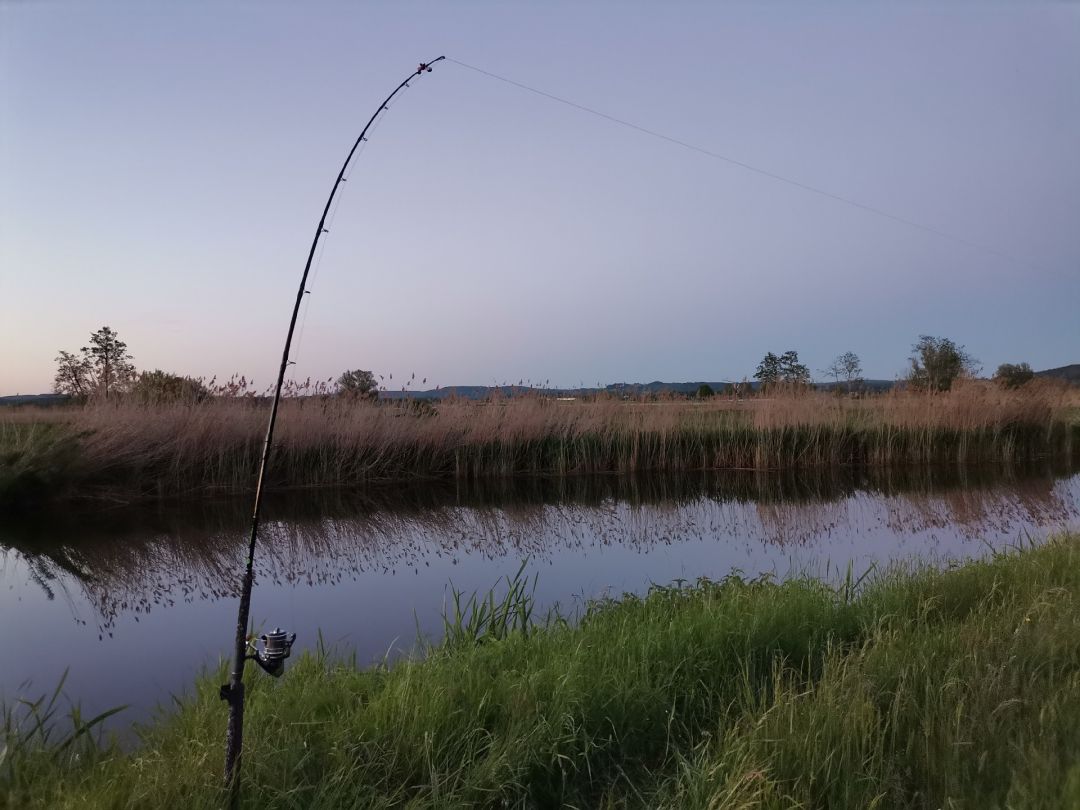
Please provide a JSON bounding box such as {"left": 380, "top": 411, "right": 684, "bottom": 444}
{"left": 3, "top": 463, "right": 1078, "bottom": 636}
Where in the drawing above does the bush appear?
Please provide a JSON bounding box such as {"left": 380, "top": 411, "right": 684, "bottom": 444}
{"left": 994, "top": 362, "right": 1035, "bottom": 389}
{"left": 907, "top": 335, "right": 979, "bottom": 392}
{"left": 129, "top": 370, "right": 209, "bottom": 404}
{"left": 335, "top": 369, "right": 378, "bottom": 401}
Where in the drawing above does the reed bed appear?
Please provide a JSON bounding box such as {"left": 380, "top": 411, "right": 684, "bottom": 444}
{"left": 6, "top": 533, "right": 1080, "bottom": 808}
{"left": 2, "top": 381, "right": 1077, "bottom": 504}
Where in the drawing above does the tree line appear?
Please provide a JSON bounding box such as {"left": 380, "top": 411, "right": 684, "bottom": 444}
{"left": 54, "top": 326, "right": 1042, "bottom": 404}
{"left": 53, "top": 326, "right": 382, "bottom": 403}
{"left": 745, "top": 335, "right": 1033, "bottom": 395}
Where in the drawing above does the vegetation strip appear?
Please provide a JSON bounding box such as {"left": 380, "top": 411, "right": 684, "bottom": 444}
{"left": 6, "top": 533, "right": 1080, "bottom": 807}
{"left": 2, "top": 383, "right": 1077, "bottom": 509}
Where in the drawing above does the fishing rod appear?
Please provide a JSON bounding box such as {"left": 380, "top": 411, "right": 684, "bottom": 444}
{"left": 220, "top": 55, "right": 445, "bottom": 793}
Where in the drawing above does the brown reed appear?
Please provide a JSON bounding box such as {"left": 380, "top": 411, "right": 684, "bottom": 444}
{"left": 2, "top": 380, "right": 1077, "bottom": 503}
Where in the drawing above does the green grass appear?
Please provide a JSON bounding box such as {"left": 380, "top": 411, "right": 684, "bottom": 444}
{"left": 0, "top": 422, "right": 81, "bottom": 512}
{"left": 6, "top": 535, "right": 1080, "bottom": 808}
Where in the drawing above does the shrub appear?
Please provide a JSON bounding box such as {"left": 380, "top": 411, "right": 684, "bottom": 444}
{"left": 994, "top": 362, "right": 1035, "bottom": 389}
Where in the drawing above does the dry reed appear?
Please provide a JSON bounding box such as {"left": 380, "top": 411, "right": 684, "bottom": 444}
{"left": 2, "top": 380, "right": 1077, "bottom": 502}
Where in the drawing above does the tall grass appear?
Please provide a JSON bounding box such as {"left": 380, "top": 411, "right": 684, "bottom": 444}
{"left": 0, "top": 421, "right": 80, "bottom": 510}
{"left": 5, "top": 534, "right": 1080, "bottom": 808}
{"left": 2, "top": 380, "right": 1077, "bottom": 503}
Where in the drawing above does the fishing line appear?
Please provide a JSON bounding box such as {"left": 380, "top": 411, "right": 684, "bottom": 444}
{"left": 290, "top": 95, "right": 399, "bottom": 371}
{"left": 445, "top": 57, "right": 1033, "bottom": 269}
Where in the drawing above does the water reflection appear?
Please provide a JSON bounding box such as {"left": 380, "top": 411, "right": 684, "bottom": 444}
{"left": 1, "top": 463, "right": 1078, "bottom": 727}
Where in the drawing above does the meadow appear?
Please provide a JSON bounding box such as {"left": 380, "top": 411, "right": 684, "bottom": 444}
{"left": 5, "top": 532, "right": 1080, "bottom": 808}
{"left": 1, "top": 381, "right": 1076, "bottom": 509}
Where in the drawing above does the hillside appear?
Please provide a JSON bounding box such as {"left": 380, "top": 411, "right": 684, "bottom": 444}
{"left": 1036, "top": 364, "right": 1080, "bottom": 385}
{"left": 0, "top": 393, "right": 71, "bottom": 407}
{"left": 379, "top": 379, "right": 898, "bottom": 400}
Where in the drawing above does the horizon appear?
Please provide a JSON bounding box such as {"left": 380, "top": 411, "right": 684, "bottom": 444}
{"left": 4, "top": 4, "right": 1079, "bottom": 397}
{"left": 4, "top": 361, "right": 1075, "bottom": 401}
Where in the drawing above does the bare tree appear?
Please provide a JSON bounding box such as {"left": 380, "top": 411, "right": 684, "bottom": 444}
{"left": 823, "top": 351, "right": 863, "bottom": 393}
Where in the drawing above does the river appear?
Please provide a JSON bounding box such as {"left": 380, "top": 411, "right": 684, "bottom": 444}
{"left": 2, "top": 463, "right": 1078, "bottom": 735}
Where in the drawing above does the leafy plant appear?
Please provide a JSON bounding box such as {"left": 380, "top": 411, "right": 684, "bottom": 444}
{"left": 335, "top": 369, "right": 378, "bottom": 401}
{"left": 907, "top": 335, "right": 979, "bottom": 392}
{"left": 994, "top": 362, "right": 1034, "bottom": 390}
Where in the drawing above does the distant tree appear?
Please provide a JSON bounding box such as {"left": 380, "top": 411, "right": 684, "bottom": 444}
{"left": 336, "top": 369, "right": 378, "bottom": 401}
{"left": 907, "top": 335, "right": 979, "bottom": 392}
{"left": 55, "top": 326, "right": 136, "bottom": 400}
{"left": 131, "top": 370, "right": 210, "bottom": 404}
{"left": 824, "top": 351, "right": 863, "bottom": 392}
{"left": 83, "top": 326, "right": 135, "bottom": 399}
{"left": 696, "top": 383, "right": 715, "bottom": 399}
{"left": 754, "top": 352, "right": 782, "bottom": 387}
{"left": 53, "top": 350, "right": 93, "bottom": 398}
{"left": 778, "top": 350, "right": 810, "bottom": 385}
{"left": 755, "top": 350, "right": 810, "bottom": 389}
{"left": 993, "top": 362, "right": 1034, "bottom": 390}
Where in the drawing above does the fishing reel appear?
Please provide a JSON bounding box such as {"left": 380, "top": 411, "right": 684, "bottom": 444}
{"left": 246, "top": 627, "right": 296, "bottom": 677}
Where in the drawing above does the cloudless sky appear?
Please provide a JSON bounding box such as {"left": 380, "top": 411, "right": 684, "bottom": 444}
{"left": 2, "top": 2, "right": 1078, "bottom": 395}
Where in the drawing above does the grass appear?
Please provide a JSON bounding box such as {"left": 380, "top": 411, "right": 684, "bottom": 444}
{"left": 5, "top": 533, "right": 1080, "bottom": 808}
{"left": 0, "top": 422, "right": 81, "bottom": 511}
{"left": 2, "top": 381, "right": 1077, "bottom": 507}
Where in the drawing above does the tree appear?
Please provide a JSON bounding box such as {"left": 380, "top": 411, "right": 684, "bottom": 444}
{"left": 336, "top": 369, "right": 378, "bottom": 401}
{"left": 907, "top": 335, "right": 979, "bottom": 392}
{"left": 754, "top": 352, "right": 782, "bottom": 387}
{"left": 55, "top": 326, "right": 136, "bottom": 400}
{"left": 84, "top": 326, "right": 135, "bottom": 399}
{"left": 755, "top": 350, "right": 810, "bottom": 390}
{"left": 778, "top": 350, "right": 810, "bottom": 385}
{"left": 696, "top": 383, "right": 715, "bottom": 399}
{"left": 994, "top": 362, "right": 1034, "bottom": 390}
{"left": 131, "top": 370, "right": 210, "bottom": 404}
{"left": 53, "top": 350, "right": 92, "bottom": 397}
{"left": 824, "top": 351, "right": 863, "bottom": 392}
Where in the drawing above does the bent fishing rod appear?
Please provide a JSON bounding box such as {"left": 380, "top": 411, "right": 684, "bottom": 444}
{"left": 221, "top": 55, "right": 445, "bottom": 792}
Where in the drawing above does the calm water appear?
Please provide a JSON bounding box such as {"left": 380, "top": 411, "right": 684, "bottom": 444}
{"left": 2, "top": 464, "right": 1079, "bottom": 733}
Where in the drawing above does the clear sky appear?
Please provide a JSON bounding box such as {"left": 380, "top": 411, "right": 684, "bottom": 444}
{"left": 2, "top": 3, "right": 1078, "bottom": 396}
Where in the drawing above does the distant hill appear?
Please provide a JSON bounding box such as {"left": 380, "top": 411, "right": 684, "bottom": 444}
{"left": 378, "top": 382, "right": 744, "bottom": 400}
{"left": 0, "top": 393, "right": 71, "bottom": 407}
{"left": 1036, "top": 364, "right": 1080, "bottom": 385}
{"left": 380, "top": 379, "right": 898, "bottom": 400}
{"left": 811, "top": 379, "right": 895, "bottom": 393}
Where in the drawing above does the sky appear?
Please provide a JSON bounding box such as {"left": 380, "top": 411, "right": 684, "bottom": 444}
{"left": 2, "top": 2, "right": 1079, "bottom": 396}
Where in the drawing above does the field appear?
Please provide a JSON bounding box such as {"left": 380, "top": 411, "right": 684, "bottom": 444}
{"left": 4, "top": 533, "right": 1080, "bottom": 808}
{"left": 1, "top": 382, "right": 1077, "bottom": 509}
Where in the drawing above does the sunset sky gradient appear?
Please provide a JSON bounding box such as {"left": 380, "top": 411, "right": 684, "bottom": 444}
{"left": 2, "top": 3, "right": 1078, "bottom": 395}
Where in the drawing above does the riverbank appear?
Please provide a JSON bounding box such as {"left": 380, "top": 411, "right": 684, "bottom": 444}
{"left": 5, "top": 533, "right": 1080, "bottom": 808}
{"left": 2, "top": 383, "right": 1077, "bottom": 510}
